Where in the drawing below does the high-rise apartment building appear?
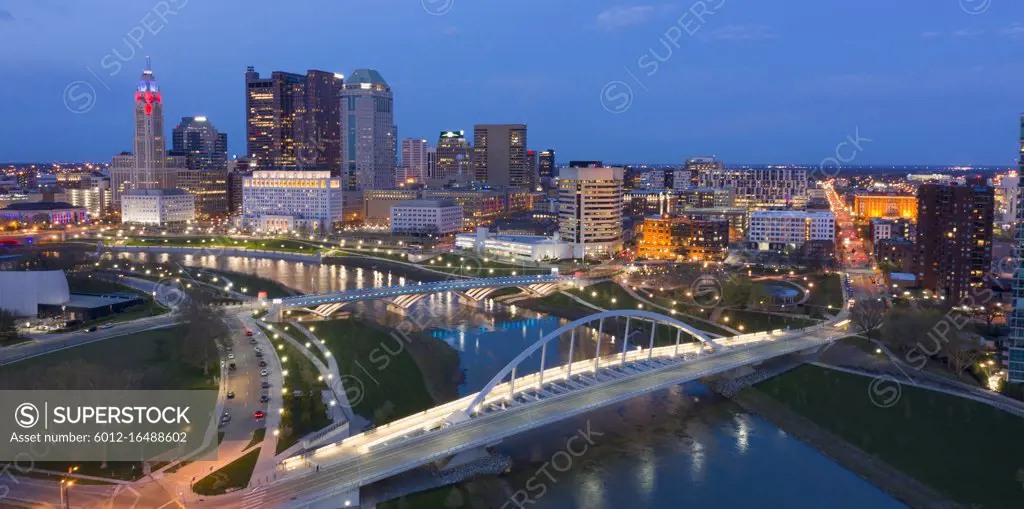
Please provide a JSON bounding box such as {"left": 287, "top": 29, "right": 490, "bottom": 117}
{"left": 473, "top": 124, "right": 529, "bottom": 189}
{"left": 399, "top": 138, "right": 429, "bottom": 186}
{"left": 526, "top": 150, "right": 539, "bottom": 190}
{"left": 698, "top": 167, "right": 807, "bottom": 209}
{"left": 172, "top": 116, "right": 228, "bottom": 218}
{"left": 558, "top": 167, "right": 624, "bottom": 258}
{"left": 675, "top": 157, "right": 723, "bottom": 190}
{"left": 435, "top": 131, "right": 471, "bottom": 179}
{"left": 916, "top": 177, "right": 994, "bottom": 301}
{"left": 245, "top": 67, "right": 342, "bottom": 171}
{"left": 340, "top": 69, "right": 396, "bottom": 190}
{"left": 1010, "top": 114, "right": 1024, "bottom": 384}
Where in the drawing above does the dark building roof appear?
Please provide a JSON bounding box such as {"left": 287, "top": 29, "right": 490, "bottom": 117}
{"left": 2, "top": 202, "right": 79, "bottom": 211}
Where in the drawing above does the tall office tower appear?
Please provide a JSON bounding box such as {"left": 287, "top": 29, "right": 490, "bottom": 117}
{"left": 297, "top": 70, "right": 343, "bottom": 170}
{"left": 226, "top": 158, "right": 252, "bottom": 216}
{"left": 426, "top": 147, "right": 437, "bottom": 179}
{"left": 172, "top": 117, "right": 228, "bottom": 171}
{"left": 399, "top": 138, "right": 429, "bottom": 185}
{"left": 916, "top": 176, "right": 994, "bottom": 301}
{"left": 538, "top": 149, "right": 556, "bottom": 179}
{"left": 436, "top": 130, "right": 472, "bottom": 179}
{"left": 472, "top": 124, "right": 528, "bottom": 189}
{"left": 558, "top": 167, "right": 624, "bottom": 258}
{"left": 111, "top": 63, "right": 177, "bottom": 208}
{"left": 340, "top": 69, "right": 396, "bottom": 190}
{"left": 171, "top": 116, "right": 228, "bottom": 218}
{"left": 1009, "top": 114, "right": 1024, "bottom": 384}
{"left": 245, "top": 67, "right": 343, "bottom": 171}
{"left": 134, "top": 61, "right": 166, "bottom": 176}
{"left": 526, "top": 150, "right": 539, "bottom": 190}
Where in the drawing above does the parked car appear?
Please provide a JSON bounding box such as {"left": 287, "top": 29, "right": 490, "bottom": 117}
{"left": 258, "top": 360, "right": 267, "bottom": 368}
{"left": 255, "top": 351, "right": 263, "bottom": 358}
{"left": 260, "top": 369, "right": 269, "bottom": 377}
{"left": 260, "top": 395, "right": 270, "bottom": 403}
{"left": 229, "top": 363, "right": 237, "bottom": 371}
{"left": 227, "top": 391, "right": 235, "bottom": 399}
{"left": 261, "top": 381, "right": 270, "bottom": 389}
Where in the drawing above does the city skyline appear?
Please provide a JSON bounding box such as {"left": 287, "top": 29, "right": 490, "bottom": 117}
{"left": 2, "top": 1, "right": 1023, "bottom": 164}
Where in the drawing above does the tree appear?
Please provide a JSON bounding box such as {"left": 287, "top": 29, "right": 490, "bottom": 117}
{"left": 0, "top": 310, "right": 20, "bottom": 346}
{"left": 852, "top": 298, "right": 886, "bottom": 338}
{"left": 941, "top": 332, "right": 980, "bottom": 380}
{"left": 175, "top": 299, "right": 227, "bottom": 376}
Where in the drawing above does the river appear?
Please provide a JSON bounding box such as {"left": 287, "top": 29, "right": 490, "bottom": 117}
{"left": 114, "top": 252, "right": 906, "bottom": 508}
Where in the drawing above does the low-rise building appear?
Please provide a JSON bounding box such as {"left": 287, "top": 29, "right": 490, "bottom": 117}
{"left": 363, "top": 189, "right": 420, "bottom": 225}
{"left": 874, "top": 237, "right": 916, "bottom": 273}
{"left": 0, "top": 202, "right": 88, "bottom": 226}
{"left": 637, "top": 215, "right": 729, "bottom": 262}
{"left": 390, "top": 199, "right": 463, "bottom": 237}
{"left": 678, "top": 207, "right": 747, "bottom": 242}
{"left": 747, "top": 210, "right": 835, "bottom": 251}
{"left": 675, "top": 187, "right": 735, "bottom": 209}
{"left": 623, "top": 190, "right": 674, "bottom": 217}
{"left": 121, "top": 189, "right": 195, "bottom": 225}
{"left": 456, "top": 227, "right": 572, "bottom": 262}
{"left": 854, "top": 194, "right": 917, "bottom": 221}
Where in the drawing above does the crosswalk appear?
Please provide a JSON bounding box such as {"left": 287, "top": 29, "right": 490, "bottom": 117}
{"left": 239, "top": 486, "right": 267, "bottom": 509}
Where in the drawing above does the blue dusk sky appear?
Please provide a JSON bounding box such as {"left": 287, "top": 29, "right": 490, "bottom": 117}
{"left": 0, "top": 0, "right": 1022, "bottom": 166}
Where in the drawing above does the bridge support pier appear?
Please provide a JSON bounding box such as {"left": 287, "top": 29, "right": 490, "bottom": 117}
{"left": 434, "top": 445, "right": 497, "bottom": 471}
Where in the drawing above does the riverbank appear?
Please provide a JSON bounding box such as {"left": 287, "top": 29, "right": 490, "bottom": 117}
{"left": 733, "top": 388, "right": 961, "bottom": 509}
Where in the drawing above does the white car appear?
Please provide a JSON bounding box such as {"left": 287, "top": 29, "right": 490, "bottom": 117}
{"left": 260, "top": 369, "right": 269, "bottom": 377}
{"left": 227, "top": 353, "right": 235, "bottom": 360}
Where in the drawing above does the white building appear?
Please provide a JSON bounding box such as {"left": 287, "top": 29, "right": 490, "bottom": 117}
{"left": 747, "top": 210, "right": 835, "bottom": 250}
{"left": 998, "top": 174, "right": 1020, "bottom": 225}
{"left": 240, "top": 170, "right": 343, "bottom": 233}
{"left": 121, "top": 188, "right": 195, "bottom": 225}
{"left": 558, "top": 166, "right": 624, "bottom": 258}
{"left": 399, "top": 138, "right": 429, "bottom": 186}
{"left": 456, "top": 228, "right": 573, "bottom": 262}
{"left": 698, "top": 168, "right": 807, "bottom": 209}
{"left": 390, "top": 199, "right": 463, "bottom": 237}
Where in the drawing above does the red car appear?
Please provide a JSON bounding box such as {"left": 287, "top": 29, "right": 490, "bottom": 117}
{"left": 245, "top": 330, "right": 253, "bottom": 337}
{"left": 253, "top": 410, "right": 266, "bottom": 420}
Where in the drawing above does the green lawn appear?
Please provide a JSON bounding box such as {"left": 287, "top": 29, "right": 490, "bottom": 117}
{"left": 258, "top": 325, "right": 331, "bottom": 454}
{"left": 0, "top": 325, "right": 215, "bottom": 390}
{"left": 314, "top": 319, "right": 436, "bottom": 424}
{"left": 717, "top": 309, "right": 817, "bottom": 333}
{"left": 192, "top": 448, "right": 260, "bottom": 496}
{"left": 805, "top": 273, "right": 844, "bottom": 310}
{"left": 754, "top": 365, "right": 1024, "bottom": 508}
{"left": 124, "top": 236, "right": 323, "bottom": 255}
{"left": 560, "top": 281, "right": 735, "bottom": 337}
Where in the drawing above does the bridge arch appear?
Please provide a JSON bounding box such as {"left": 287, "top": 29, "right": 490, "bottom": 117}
{"left": 455, "top": 309, "right": 721, "bottom": 419}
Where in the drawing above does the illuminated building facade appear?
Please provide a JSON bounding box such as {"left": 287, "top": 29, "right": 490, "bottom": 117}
{"left": 698, "top": 167, "right": 807, "bottom": 209}
{"left": 1011, "top": 114, "right": 1024, "bottom": 384}
{"left": 558, "top": 167, "right": 624, "bottom": 258}
{"left": 121, "top": 189, "right": 194, "bottom": 225}
{"left": 473, "top": 124, "right": 530, "bottom": 189}
{"left": 245, "top": 67, "right": 343, "bottom": 172}
{"left": 747, "top": 210, "right": 835, "bottom": 250}
{"left": 435, "top": 131, "right": 471, "bottom": 179}
{"left": 421, "top": 188, "right": 505, "bottom": 228}
{"left": 399, "top": 138, "right": 429, "bottom": 186}
{"left": 363, "top": 189, "right": 420, "bottom": 225}
{"left": 916, "top": 177, "right": 993, "bottom": 301}
{"left": 172, "top": 116, "right": 228, "bottom": 218}
{"left": 240, "top": 170, "right": 343, "bottom": 232}
{"left": 638, "top": 215, "right": 729, "bottom": 262}
{"left": 624, "top": 190, "right": 674, "bottom": 217}
{"left": 390, "top": 199, "right": 463, "bottom": 237}
{"left": 340, "top": 69, "right": 395, "bottom": 190}
{"left": 854, "top": 194, "right": 917, "bottom": 221}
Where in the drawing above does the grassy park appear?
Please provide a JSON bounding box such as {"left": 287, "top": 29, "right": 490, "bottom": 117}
{"left": 314, "top": 319, "right": 437, "bottom": 424}
{"left": 192, "top": 448, "right": 261, "bottom": 496}
{"left": 754, "top": 364, "right": 1024, "bottom": 508}
{"left": 258, "top": 324, "right": 332, "bottom": 454}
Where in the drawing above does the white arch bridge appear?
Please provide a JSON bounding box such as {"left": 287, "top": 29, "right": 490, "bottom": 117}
{"left": 257, "top": 308, "right": 847, "bottom": 508}
{"left": 268, "top": 274, "right": 566, "bottom": 319}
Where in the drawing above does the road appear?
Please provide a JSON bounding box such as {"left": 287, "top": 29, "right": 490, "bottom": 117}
{"left": 823, "top": 181, "right": 871, "bottom": 269}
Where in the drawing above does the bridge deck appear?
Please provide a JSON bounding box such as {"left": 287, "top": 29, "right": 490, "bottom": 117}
{"left": 261, "top": 324, "right": 838, "bottom": 508}
{"left": 280, "top": 275, "right": 566, "bottom": 308}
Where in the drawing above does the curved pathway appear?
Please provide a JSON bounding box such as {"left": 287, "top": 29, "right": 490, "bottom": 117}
{"left": 617, "top": 282, "right": 741, "bottom": 336}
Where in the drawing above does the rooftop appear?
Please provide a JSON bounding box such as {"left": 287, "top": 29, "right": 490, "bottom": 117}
{"left": 347, "top": 69, "right": 388, "bottom": 85}
{"left": 2, "top": 201, "right": 80, "bottom": 211}
{"left": 124, "top": 188, "right": 190, "bottom": 197}
{"left": 393, "top": 199, "right": 459, "bottom": 208}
